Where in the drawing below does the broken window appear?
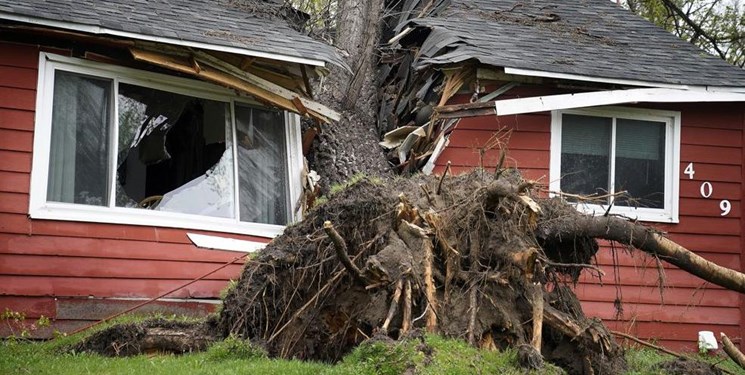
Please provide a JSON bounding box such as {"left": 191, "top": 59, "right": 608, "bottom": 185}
{"left": 37, "top": 55, "right": 298, "bottom": 234}
{"left": 552, "top": 108, "right": 679, "bottom": 223}
{"left": 115, "top": 84, "right": 235, "bottom": 219}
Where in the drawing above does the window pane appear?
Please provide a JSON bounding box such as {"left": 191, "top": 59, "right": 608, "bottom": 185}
{"left": 614, "top": 119, "right": 666, "bottom": 208}
{"left": 47, "top": 71, "right": 111, "bottom": 206}
{"left": 560, "top": 114, "right": 611, "bottom": 203}
{"left": 236, "top": 105, "right": 288, "bottom": 225}
{"left": 115, "top": 84, "right": 234, "bottom": 218}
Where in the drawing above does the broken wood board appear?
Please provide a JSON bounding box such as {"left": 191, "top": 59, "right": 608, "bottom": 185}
{"left": 129, "top": 48, "right": 335, "bottom": 123}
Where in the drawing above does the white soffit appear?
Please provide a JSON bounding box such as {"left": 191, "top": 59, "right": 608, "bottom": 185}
{"left": 494, "top": 88, "right": 745, "bottom": 116}
{"left": 187, "top": 233, "right": 267, "bottom": 253}
{"left": 0, "top": 12, "right": 327, "bottom": 67}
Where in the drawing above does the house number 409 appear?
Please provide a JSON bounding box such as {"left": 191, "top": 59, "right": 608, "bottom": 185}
{"left": 685, "top": 163, "right": 731, "bottom": 216}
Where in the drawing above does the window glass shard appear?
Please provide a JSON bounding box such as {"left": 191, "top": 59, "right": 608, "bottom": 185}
{"left": 47, "top": 71, "right": 112, "bottom": 206}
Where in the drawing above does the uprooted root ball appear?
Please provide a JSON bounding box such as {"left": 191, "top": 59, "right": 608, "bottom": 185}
{"left": 218, "top": 170, "right": 626, "bottom": 374}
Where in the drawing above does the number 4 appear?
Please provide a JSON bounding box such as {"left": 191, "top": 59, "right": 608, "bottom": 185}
{"left": 684, "top": 163, "right": 695, "bottom": 179}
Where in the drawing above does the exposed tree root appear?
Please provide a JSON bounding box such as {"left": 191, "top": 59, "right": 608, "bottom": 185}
{"left": 217, "top": 172, "right": 631, "bottom": 373}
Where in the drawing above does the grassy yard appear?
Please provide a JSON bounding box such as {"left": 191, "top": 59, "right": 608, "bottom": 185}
{"left": 0, "top": 315, "right": 742, "bottom": 374}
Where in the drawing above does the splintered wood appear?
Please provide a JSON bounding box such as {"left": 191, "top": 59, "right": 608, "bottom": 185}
{"left": 129, "top": 48, "right": 340, "bottom": 123}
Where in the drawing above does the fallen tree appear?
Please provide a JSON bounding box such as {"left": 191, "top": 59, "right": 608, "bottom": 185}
{"left": 73, "top": 168, "right": 745, "bottom": 374}
{"left": 210, "top": 169, "right": 745, "bottom": 374}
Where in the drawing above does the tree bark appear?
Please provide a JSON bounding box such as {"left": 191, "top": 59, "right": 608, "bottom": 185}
{"left": 308, "top": 0, "right": 389, "bottom": 190}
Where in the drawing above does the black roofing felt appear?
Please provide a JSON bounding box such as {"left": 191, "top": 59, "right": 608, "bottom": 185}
{"left": 406, "top": 0, "right": 745, "bottom": 87}
{"left": 0, "top": 0, "right": 346, "bottom": 68}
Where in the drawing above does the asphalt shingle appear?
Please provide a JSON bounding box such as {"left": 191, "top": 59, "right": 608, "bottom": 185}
{"left": 0, "top": 0, "right": 346, "bottom": 68}
{"left": 406, "top": 0, "right": 745, "bottom": 87}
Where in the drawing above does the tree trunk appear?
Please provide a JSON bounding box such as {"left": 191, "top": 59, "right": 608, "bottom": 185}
{"left": 308, "top": 0, "right": 390, "bottom": 190}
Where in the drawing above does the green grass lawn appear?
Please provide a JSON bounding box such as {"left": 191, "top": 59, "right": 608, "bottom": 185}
{"left": 0, "top": 315, "right": 742, "bottom": 375}
{"left": 1, "top": 334, "right": 566, "bottom": 375}
{"left": 4, "top": 336, "right": 744, "bottom": 375}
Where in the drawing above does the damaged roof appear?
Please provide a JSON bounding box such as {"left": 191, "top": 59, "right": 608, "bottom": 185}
{"left": 0, "top": 0, "right": 346, "bottom": 68}
{"left": 401, "top": 0, "right": 745, "bottom": 88}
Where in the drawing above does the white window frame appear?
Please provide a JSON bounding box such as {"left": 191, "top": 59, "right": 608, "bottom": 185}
{"left": 29, "top": 53, "right": 304, "bottom": 238}
{"left": 549, "top": 106, "right": 681, "bottom": 223}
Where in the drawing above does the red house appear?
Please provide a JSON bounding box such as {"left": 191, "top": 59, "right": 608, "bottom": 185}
{"left": 379, "top": 0, "right": 745, "bottom": 351}
{"left": 2, "top": 0, "right": 745, "bottom": 353}
{"left": 0, "top": 0, "right": 343, "bottom": 336}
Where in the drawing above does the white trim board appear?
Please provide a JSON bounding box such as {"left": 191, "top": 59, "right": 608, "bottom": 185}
{"left": 494, "top": 88, "right": 745, "bottom": 117}
{"left": 0, "top": 12, "right": 326, "bottom": 67}
{"left": 187, "top": 233, "right": 267, "bottom": 253}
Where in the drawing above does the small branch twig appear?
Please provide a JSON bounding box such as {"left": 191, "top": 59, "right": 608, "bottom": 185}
{"left": 467, "top": 286, "right": 479, "bottom": 345}
{"left": 401, "top": 279, "right": 412, "bottom": 335}
{"left": 436, "top": 161, "right": 451, "bottom": 195}
{"left": 323, "top": 221, "right": 366, "bottom": 283}
{"left": 467, "top": 231, "right": 481, "bottom": 345}
{"left": 543, "top": 189, "right": 627, "bottom": 203}
{"left": 611, "top": 330, "right": 682, "bottom": 358}
{"left": 545, "top": 260, "right": 606, "bottom": 277}
{"left": 420, "top": 184, "right": 434, "bottom": 206}
{"left": 530, "top": 284, "right": 544, "bottom": 352}
{"left": 381, "top": 279, "right": 404, "bottom": 334}
{"left": 423, "top": 238, "right": 438, "bottom": 333}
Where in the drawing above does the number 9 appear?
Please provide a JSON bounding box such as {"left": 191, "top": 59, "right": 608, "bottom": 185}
{"left": 720, "top": 200, "right": 731, "bottom": 216}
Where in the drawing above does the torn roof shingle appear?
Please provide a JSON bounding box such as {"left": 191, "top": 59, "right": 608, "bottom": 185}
{"left": 0, "top": 0, "right": 346, "bottom": 68}
{"left": 405, "top": 0, "right": 745, "bottom": 88}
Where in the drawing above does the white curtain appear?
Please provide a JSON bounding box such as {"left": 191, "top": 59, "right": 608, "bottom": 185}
{"left": 236, "top": 106, "right": 288, "bottom": 225}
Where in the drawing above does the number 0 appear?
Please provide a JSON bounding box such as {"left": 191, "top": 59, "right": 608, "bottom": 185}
{"left": 700, "top": 182, "right": 713, "bottom": 198}
{"left": 720, "top": 200, "right": 731, "bottom": 216}
{"left": 684, "top": 163, "right": 695, "bottom": 179}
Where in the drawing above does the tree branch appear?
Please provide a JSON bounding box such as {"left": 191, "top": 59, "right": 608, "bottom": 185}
{"left": 538, "top": 215, "right": 745, "bottom": 294}
{"left": 659, "top": 0, "right": 728, "bottom": 60}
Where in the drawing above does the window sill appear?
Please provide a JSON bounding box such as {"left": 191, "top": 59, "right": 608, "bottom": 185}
{"left": 574, "top": 203, "right": 679, "bottom": 224}
{"left": 29, "top": 202, "right": 286, "bottom": 238}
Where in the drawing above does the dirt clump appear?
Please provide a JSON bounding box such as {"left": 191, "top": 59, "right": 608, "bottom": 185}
{"left": 72, "top": 318, "right": 217, "bottom": 356}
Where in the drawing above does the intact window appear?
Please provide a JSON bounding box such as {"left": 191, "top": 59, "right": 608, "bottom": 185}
{"left": 551, "top": 108, "right": 680, "bottom": 223}
{"left": 33, "top": 55, "right": 301, "bottom": 236}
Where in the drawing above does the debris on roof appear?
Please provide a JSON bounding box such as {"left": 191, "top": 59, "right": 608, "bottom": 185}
{"left": 0, "top": 0, "right": 348, "bottom": 69}
{"left": 0, "top": 0, "right": 345, "bottom": 123}
{"left": 377, "top": 0, "right": 745, "bottom": 174}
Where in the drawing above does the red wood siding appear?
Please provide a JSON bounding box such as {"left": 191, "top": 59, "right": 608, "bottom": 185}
{"left": 0, "top": 42, "right": 261, "bottom": 337}
{"left": 436, "top": 88, "right": 745, "bottom": 352}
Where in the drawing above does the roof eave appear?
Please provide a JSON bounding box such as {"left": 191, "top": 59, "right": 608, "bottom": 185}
{"left": 0, "top": 11, "right": 328, "bottom": 68}
{"left": 503, "top": 67, "right": 745, "bottom": 93}
{"left": 494, "top": 88, "right": 745, "bottom": 117}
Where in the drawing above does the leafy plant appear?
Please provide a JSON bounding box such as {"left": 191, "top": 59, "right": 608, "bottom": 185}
{"left": 1, "top": 308, "right": 51, "bottom": 341}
